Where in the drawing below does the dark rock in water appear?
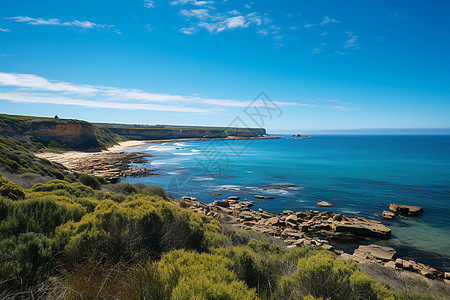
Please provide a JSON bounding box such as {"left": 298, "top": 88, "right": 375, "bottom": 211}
{"left": 382, "top": 211, "right": 395, "bottom": 220}
{"left": 389, "top": 204, "right": 423, "bottom": 216}
{"left": 211, "top": 193, "right": 223, "bottom": 196}
{"left": 228, "top": 196, "right": 240, "bottom": 200}
{"left": 213, "top": 200, "right": 230, "bottom": 208}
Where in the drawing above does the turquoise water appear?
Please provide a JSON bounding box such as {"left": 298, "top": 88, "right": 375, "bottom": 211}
{"left": 122, "top": 136, "right": 450, "bottom": 270}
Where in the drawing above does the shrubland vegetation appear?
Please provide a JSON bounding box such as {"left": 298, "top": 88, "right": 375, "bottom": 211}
{"left": 0, "top": 173, "right": 445, "bottom": 299}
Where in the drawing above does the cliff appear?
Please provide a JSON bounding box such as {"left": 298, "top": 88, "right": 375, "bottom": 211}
{"left": 104, "top": 126, "right": 267, "bottom": 140}
{"left": 0, "top": 114, "right": 267, "bottom": 151}
{"left": 0, "top": 114, "right": 100, "bottom": 150}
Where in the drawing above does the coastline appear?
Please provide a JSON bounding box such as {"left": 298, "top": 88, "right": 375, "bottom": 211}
{"left": 36, "top": 136, "right": 278, "bottom": 181}
{"left": 36, "top": 136, "right": 450, "bottom": 285}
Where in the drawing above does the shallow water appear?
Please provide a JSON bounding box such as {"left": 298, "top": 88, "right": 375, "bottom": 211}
{"left": 122, "top": 136, "right": 450, "bottom": 270}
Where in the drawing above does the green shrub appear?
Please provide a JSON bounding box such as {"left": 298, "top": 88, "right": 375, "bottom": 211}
{"left": 0, "top": 174, "right": 25, "bottom": 200}
{"left": 141, "top": 185, "right": 170, "bottom": 200}
{"left": 78, "top": 173, "right": 105, "bottom": 190}
{"left": 278, "top": 251, "right": 394, "bottom": 300}
{"left": 0, "top": 232, "right": 54, "bottom": 289}
{"left": 157, "top": 249, "right": 257, "bottom": 300}
{"left": 57, "top": 196, "right": 218, "bottom": 262}
{"left": 31, "top": 180, "right": 95, "bottom": 198}
{"left": 0, "top": 197, "right": 86, "bottom": 238}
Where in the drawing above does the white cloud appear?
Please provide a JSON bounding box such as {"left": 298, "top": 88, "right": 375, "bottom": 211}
{"left": 0, "top": 72, "right": 303, "bottom": 114}
{"left": 5, "top": 16, "right": 113, "bottom": 30}
{"left": 303, "top": 23, "right": 315, "bottom": 28}
{"left": 179, "top": 27, "right": 199, "bottom": 35}
{"left": 344, "top": 31, "right": 359, "bottom": 49}
{"left": 0, "top": 92, "right": 212, "bottom": 113}
{"left": 170, "top": 0, "right": 213, "bottom": 6}
{"left": 180, "top": 9, "right": 210, "bottom": 20}
{"left": 320, "top": 16, "right": 339, "bottom": 26}
{"left": 0, "top": 28, "right": 11, "bottom": 32}
{"left": 144, "top": 0, "right": 155, "bottom": 8}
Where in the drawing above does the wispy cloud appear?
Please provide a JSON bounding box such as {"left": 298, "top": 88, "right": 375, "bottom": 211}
{"left": 5, "top": 16, "right": 113, "bottom": 30}
{"left": 320, "top": 16, "right": 339, "bottom": 26}
{"left": 0, "top": 72, "right": 303, "bottom": 113}
{"left": 0, "top": 28, "right": 11, "bottom": 32}
{"left": 344, "top": 31, "right": 359, "bottom": 49}
{"left": 143, "top": 0, "right": 155, "bottom": 8}
{"left": 179, "top": 8, "right": 267, "bottom": 34}
{"left": 170, "top": 0, "right": 213, "bottom": 6}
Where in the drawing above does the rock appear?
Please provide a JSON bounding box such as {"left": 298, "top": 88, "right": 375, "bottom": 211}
{"left": 268, "top": 217, "right": 281, "bottom": 226}
{"left": 285, "top": 221, "right": 298, "bottom": 229}
{"left": 389, "top": 204, "right": 423, "bottom": 216}
{"left": 285, "top": 214, "right": 298, "bottom": 223}
{"left": 385, "top": 261, "right": 396, "bottom": 269}
{"left": 354, "top": 244, "right": 396, "bottom": 261}
{"left": 321, "top": 244, "right": 334, "bottom": 251}
{"left": 283, "top": 210, "right": 294, "bottom": 215}
{"left": 255, "top": 195, "right": 275, "bottom": 199}
{"left": 382, "top": 211, "right": 395, "bottom": 220}
{"left": 241, "top": 201, "right": 254, "bottom": 208}
{"left": 211, "top": 193, "right": 222, "bottom": 196}
{"left": 181, "top": 196, "right": 192, "bottom": 201}
{"left": 395, "top": 258, "right": 404, "bottom": 268}
{"left": 331, "top": 219, "right": 391, "bottom": 239}
{"left": 333, "top": 214, "right": 343, "bottom": 221}
{"left": 445, "top": 272, "right": 450, "bottom": 280}
{"left": 228, "top": 196, "right": 240, "bottom": 200}
{"left": 317, "top": 201, "right": 333, "bottom": 207}
{"left": 213, "top": 200, "right": 230, "bottom": 208}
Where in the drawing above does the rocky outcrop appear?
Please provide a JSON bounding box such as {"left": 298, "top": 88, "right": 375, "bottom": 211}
{"left": 317, "top": 201, "right": 333, "bottom": 207}
{"left": 382, "top": 211, "right": 395, "bottom": 220}
{"left": 179, "top": 196, "right": 446, "bottom": 282}
{"left": 389, "top": 204, "right": 424, "bottom": 216}
{"left": 57, "top": 152, "right": 152, "bottom": 182}
{"left": 343, "top": 245, "right": 444, "bottom": 280}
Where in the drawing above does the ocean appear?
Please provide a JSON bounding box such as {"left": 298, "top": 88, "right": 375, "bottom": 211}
{"left": 122, "top": 135, "right": 450, "bottom": 270}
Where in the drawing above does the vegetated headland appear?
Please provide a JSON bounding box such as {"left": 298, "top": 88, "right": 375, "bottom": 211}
{"left": 0, "top": 113, "right": 449, "bottom": 299}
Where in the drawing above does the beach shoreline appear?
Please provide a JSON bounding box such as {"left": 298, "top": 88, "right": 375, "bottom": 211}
{"left": 35, "top": 136, "right": 278, "bottom": 180}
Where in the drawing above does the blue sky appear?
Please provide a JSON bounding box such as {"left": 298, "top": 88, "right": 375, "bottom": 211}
{"left": 0, "top": 0, "right": 449, "bottom": 133}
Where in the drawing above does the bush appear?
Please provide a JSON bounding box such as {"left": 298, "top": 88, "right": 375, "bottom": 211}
{"left": 277, "top": 251, "right": 394, "bottom": 300}
{"left": 141, "top": 185, "right": 170, "bottom": 200}
{"left": 103, "top": 182, "right": 138, "bottom": 195}
{"left": 0, "top": 197, "right": 86, "bottom": 238}
{"left": 57, "top": 196, "right": 218, "bottom": 262}
{"left": 78, "top": 173, "right": 106, "bottom": 190}
{"left": 0, "top": 232, "right": 54, "bottom": 289}
{"left": 156, "top": 249, "right": 257, "bottom": 300}
{"left": 31, "top": 180, "right": 95, "bottom": 198}
{"left": 0, "top": 174, "right": 25, "bottom": 200}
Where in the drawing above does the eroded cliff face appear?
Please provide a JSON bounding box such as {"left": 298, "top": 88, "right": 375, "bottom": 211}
{"left": 25, "top": 119, "right": 99, "bottom": 149}
{"left": 0, "top": 117, "right": 100, "bottom": 149}
{"left": 107, "top": 127, "right": 267, "bottom": 140}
